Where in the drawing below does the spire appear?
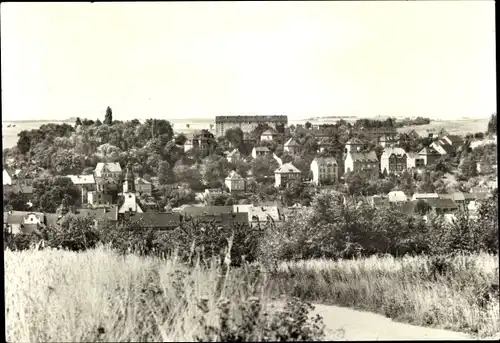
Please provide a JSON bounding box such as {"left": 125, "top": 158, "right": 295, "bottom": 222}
{"left": 124, "top": 162, "right": 135, "bottom": 193}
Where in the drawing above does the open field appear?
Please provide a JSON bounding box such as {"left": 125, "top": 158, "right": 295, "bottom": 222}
{"left": 269, "top": 254, "right": 500, "bottom": 338}
{"left": 397, "top": 117, "right": 490, "bottom": 136}
{"left": 5, "top": 247, "right": 499, "bottom": 341}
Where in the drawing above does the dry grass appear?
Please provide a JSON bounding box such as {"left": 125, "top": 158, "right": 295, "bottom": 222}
{"left": 5, "top": 245, "right": 326, "bottom": 342}
{"left": 268, "top": 253, "right": 500, "bottom": 338}
{"left": 396, "top": 118, "right": 489, "bottom": 136}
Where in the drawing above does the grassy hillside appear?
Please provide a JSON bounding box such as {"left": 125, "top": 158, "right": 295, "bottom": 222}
{"left": 397, "top": 118, "right": 489, "bottom": 136}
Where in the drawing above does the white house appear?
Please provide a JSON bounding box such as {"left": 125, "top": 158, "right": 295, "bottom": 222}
{"left": 310, "top": 157, "right": 339, "bottom": 185}
{"left": 94, "top": 162, "right": 122, "bottom": 179}
{"left": 3, "top": 169, "right": 12, "bottom": 186}
{"left": 66, "top": 174, "right": 96, "bottom": 203}
{"left": 274, "top": 163, "right": 301, "bottom": 188}
{"left": 388, "top": 191, "right": 408, "bottom": 203}
{"left": 344, "top": 150, "right": 379, "bottom": 176}
{"left": 225, "top": 171, "right": 246, "bottom": 193}
{"left": 251, "top": 146, "right": 272, "bottom": 159}
{"left": 260, "top": 129, "right": 278, "bottom": 141}
{"left": 380, "top": 147, "right": 407, "bottom": 175}
{"left": 284, "top": 138, "right": 300, "bottom": 154}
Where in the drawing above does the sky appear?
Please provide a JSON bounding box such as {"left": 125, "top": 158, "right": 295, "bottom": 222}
{"left": 1, "top": 1, "right": 496, "bottom": 122}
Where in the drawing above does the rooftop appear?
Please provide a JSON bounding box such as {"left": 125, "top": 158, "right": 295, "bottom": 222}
{"left": 349, "top": 151, "right": 378, "bottom": 162}
{"left": 275, "top": 163, "right": 301, "bottom": 174}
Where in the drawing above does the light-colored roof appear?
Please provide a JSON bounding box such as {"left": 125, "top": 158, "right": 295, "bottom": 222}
{"left": 284, "top": 138, "right": 300, "bottom": 146}
{"left": 249, "top": 206, "right": 281, "bottom": 222}
{"left": 275, "top": 163, "right": 301, "bottom": 174}
{"left": 413, "top": 193, "right": 439, "bottom": 199}
{"left": 388, "top": 191, "right": 408, "bottom": 202}
{"left": 226, "top": 171, "right": 244, "bottom": 180}
{"left": 349, "top": 151, "right": 378, "bottom": 162}
{"left": 419, "top": 146, "right": 441, "bottom": 156}
{"left": 261, "top": 128, "right": 277, "bottom": 136}
{"left": 382, "top": 147, "right": 407, "bottom": 158}
{"left": 66, "top": 174, "right": 96, "bottom": 185}
{"left": 135, "top": 177, "right": 151, "bottom": 185}
{"left": 95, "top": 162, "right": 122, "bottom": 174}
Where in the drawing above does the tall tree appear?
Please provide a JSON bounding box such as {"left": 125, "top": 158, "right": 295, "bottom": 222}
{"left": 487, "top": 113, "right": 497, "bottom": 134}
{"left": 104, "top": 106, "right": 113, "bottom": 125}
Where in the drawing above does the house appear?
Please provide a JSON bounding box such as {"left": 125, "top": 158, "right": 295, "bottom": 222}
{"left": 310, "top": 157, "right": 339, "bottom": 185}
{"left": 441, "top": 135, "right": 463, "bottom": 148}
{"left": 87, "top": 191, "right": 113, "bottom": 207}
{"left": 407, "top": 152, "right": 425, "bottom": 170}
{"left": 388, "top": 191, "right": 408, "bottom": 203}
{"left": 135, "top": 177, "right": 152, "bottom": 196}
{"left": 317, "top": 137, "right": 332, "bottom": 153}
{"left": 344, "top": 138, "right": 364, "bottom": 154}
{"left": 344, "top": 150, "right": 379, "bottom": 176}
{"left": 430, "top": 141, "right": 455, "bottom": 156}
{"left": 251, "top": 146, "right": 272, "bottom": 159}
{"left": 412, "top": 193, "right": 439, "bottom": 201}
{"left": 249, "top": 206, "right": 282, "bottom": 228}
{"left": 215, "top": 115, "right": 288, "bottom": 137}
{"left": 8, "top": 169, "right": 35, "bottom": 186}
{"left": 379, "top": 133, "right": 398, "bottom": 147}
{"left": 407, "top": 129, "right": 420, "bottom": 140}
{"left": 66, "top": 174, "right": 96, "bottom": 203}
{"left": 274, "top": 163, "right": 302, "bottom": 188}
{"left": 4, "top": 211, "right": 45, "bottom": 235}
{"left": 120, "top": 212, "right": 181, "bottom": 231}
{"left": 439, "top": 192, "right": 475, "bottom": 209}
{"left": 225, "top": 171, "right": 246, "bottom": 193}
{"left": 3, "top": 184, "right": 34, "bottom": 203}
{"left": 260, "top": 128, "right": 278, "bottom": 141}
{"left": 94, "top": 162, "right": 122, "bottom": 179}
{"left": 174, "top": 205, "right": 234, "bottom": 217}
{"left": 183, "top": 131, "right": 216, "bottom": 153}
{"left": 380, "top": 147, "right": 407, "bottom": 174}
{"left": 226, "top": 149, "right": 242, "bottom": 163}
{"left": 418, "top": 146, "right": 441, "bottom": 165}
{"left": 3, "top": 169, "right": 12, "bottom": 186}
{"left": 243, "top": 132, "right": 258, "bottom": 145}
{"left": 47, "top": 205, "right": 119, "bottom": 230}
{"left": 94, "top": 177, "right": 120, "bottom": 201}
{"left": 284, "top": 138, "right": 301, "bottom": 154}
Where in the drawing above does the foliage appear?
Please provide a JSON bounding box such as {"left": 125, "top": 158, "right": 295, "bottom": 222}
{"left": 31, "top": 176, "right": 80, "bottom": 213}
{"left": 104, "top": 106, "right": 113, "bottom": 125}
{"left": 487, "top": 113, "right": 497, "bottom": 134}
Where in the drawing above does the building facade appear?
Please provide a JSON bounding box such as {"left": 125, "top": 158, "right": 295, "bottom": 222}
{"left": 215, "top": 115, "right": 288, "bottom": 137}
{"left": 380, "top": 147, "right": 407, "bottom": 174}
{"left": 310, "top": 157, "right": 339, "bottom": 185}
{"left": 225, "top": 171, "right": 246, "bottom": 192}
{"left": 274, "top": 163, "right": 302, "bottom": 188}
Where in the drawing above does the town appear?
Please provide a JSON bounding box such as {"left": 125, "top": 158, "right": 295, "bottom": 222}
{"left": 3, "top": 111, "right": 498, "bottom": 235}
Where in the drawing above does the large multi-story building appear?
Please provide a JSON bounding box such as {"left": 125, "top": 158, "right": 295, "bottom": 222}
{"left": 380, "top": 147, "right": 408, "bottom": 175}
{"left": 215, "top": 115, "right": 288, "bottom": 137}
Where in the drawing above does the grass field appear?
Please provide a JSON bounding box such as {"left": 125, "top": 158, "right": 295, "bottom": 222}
{"left": 269, "top": 253, "right": 500, "bottom": 338}
{"left": 396, "top": 117, "right": 490, "bottom": 136}
{"left": 5, "top": 247, "right": 499, "bottom": 341}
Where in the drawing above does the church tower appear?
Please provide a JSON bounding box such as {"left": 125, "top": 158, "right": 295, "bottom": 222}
{"left": 123, "top": 163, "right": 135, "bottom": 194}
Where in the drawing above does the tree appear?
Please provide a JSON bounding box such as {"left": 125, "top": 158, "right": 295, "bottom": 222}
{"left": 305, "top": 121, "right": 312, "bottom": 129}
{"left": 31, "top": 176, "right": 80, "bottom": 213}
{"left": 487, "top": 113, "right": 497, "bottom": 134}
{"left": 415, "top": 199, "right": 431, "bottom": 215}
{"left": 157, "top": 161, "right": 173, "bottom": 185}
{"left": 17, "top": 131, "right": 31, "bottom": 155}
{"left": 224, "top": 128, "right": 244, "bottom": 149}
{"left": 75, "top": 117, "right": 82, "bottom": 127}
{"left": 3, "top": 191, "right": 30, "bottom": 211}
{"left": 104, "top": 106, "right": 113, "bottom": 125}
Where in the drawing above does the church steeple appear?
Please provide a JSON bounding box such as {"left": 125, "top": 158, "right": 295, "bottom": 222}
{"left": 123, "top": 162, "right": 135, "bottom": 193}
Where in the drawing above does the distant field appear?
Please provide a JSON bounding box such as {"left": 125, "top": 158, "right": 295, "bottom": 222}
{"left": 396, "top": 118, "right": 490, "bottom": 136}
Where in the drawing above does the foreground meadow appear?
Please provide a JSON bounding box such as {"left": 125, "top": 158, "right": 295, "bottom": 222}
{"left": 269, "top": 253, "right": 500, "bottom": 338}
{"left": 4, "top": 246, "right": 325, "bottom": 342}
{"left": 5, "top": 247, "right": 499, "bottom": 341}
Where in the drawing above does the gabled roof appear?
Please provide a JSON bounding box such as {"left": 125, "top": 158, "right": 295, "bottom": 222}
{"left": 249, "top": 206, "right": 281, "bottom": 222}
{"left": 349, "top": 151, "right": 378, "bottom": 162}
{"left": 345, "top": 138, "right": 364, "bottom": 145}
{"left": 193, "top": 212, "right": 249, "bottom": 225}
{"left": 95, "top": 162, "right": 122, "bottom": 174}
{"left": 444, "top": 135, "right": 463, "bottom": 144}
{"left": 227, "top": 149, "right": 241, "bottom": 157}
{"left": 66, "top": 174, "right": 96, "bottom": 185}
{"left": 313, "top": 157, "right": 338, "bottom": 166}
{"left": 284, "top": 138, "right": 300, "bottom": 147}
{"left": 274, "top": 163, "right": 301, "bottom": 174}
{"left": 419, "top": 146, "right": 441, "bottom": 156}
{"left": 382, "top": 147, "right": 407, "bottom": 158}
{"left": 261, "top": 128, "right": 277, "bottom": 136}
{"left": 135, "top": 177, "right": 151, "bottom": 185}
{"left": 3, "top": 184, "right": 34, "bottom": 194}
{"left": 226, "top": 171, "right": 244, "bottom": 180}
{"left": 4, "top": 211, "right": 45, "bottom": 225}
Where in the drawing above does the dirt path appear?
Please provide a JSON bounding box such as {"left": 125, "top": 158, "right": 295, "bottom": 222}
{"left": 310, "top": 303, "right": 475, "bottom": 341}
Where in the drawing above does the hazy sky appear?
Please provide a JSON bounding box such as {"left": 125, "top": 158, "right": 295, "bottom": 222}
{"left": 1, "top": 1, "right": 496, "bottom": 121}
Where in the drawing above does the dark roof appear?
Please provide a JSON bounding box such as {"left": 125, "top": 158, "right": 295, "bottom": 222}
{"left": 401, "top": 201, "right": 416, "bottom": 215}
{"left": 253, "top": 146, "right": 271, "bottom": 152}
{"left": 3, "top": 184, "right": 34, "bottom": 194}
{"left": 180, "top": 206, "right": 235, "bottom": 216}
{"left": 445, "top": 135, "right": 463, "bottom": 144}
{"left": 419, "top": 146, "right": 441, "bottom": 156}
{"left": 4, "top": 211, "right": 45, "bottom": 225}
{"left": 123, "top": 212, "right": 181, "bottom": 228}
{"left": 426, "top": 198, "right": 458, "bottom": 209}
{"left": 191, "top": 212, "right": 249, "bottom": 225}
{"left": 350, "top": 151, "right": 378, "bottom": 162}
{"left": 71, "top": 207, "right": 119, "bottom": 221}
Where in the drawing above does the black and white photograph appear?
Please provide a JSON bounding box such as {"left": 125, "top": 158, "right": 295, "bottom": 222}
{"left": 2, "top": 1, "right": 498, "bottom": 341}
